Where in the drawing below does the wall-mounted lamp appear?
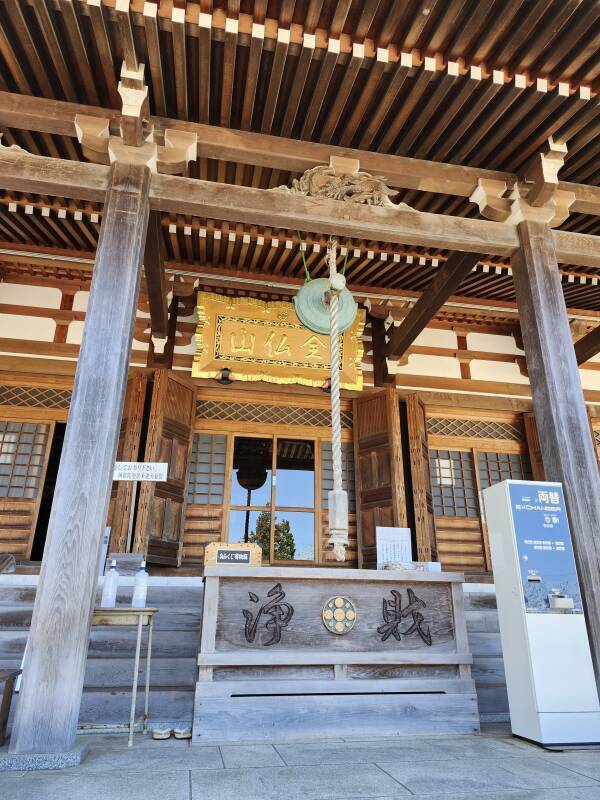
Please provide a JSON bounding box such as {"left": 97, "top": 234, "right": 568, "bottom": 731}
{"left": 215, "top": 367, "right": 233, "bottom": 385}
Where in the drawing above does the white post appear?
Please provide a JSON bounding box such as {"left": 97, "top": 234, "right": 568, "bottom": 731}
{"left": 327, "top": 237, "right": 349, "bottom": 561}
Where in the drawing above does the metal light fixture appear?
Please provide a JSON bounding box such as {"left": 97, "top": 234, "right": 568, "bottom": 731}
{"left": 215, "top": 367, "right": 233, "bottom": 385}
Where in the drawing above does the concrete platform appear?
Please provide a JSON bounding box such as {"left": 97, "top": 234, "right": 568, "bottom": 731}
{"left": 1, "top": 726, "right": 600, "bottom": 799}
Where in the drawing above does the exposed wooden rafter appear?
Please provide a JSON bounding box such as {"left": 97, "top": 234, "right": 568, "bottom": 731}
{"left": 385, "top": 253, "right": 482, "bottom": 358}
{"left": 574, "top": 325, "right": 600, "bottom": 365}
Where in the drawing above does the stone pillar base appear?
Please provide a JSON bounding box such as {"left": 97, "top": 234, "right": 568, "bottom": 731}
{"left": 0, "top": 744, "right": 88, "bottom": 771}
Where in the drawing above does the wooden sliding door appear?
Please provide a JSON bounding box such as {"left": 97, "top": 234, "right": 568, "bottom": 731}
{"left": 353, "top": 386, "right": 407, "bottom": 569}
{"left": 107, "top": 370, "right": 148, "bottom": 552}
{"left": 133, "top": 369, "right": 196, "bottom": 566}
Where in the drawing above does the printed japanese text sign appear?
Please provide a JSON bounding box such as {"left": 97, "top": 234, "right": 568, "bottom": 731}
{"left": 113, "top": 462, "right": 168, "bottom": 482}
{"left": 376, "top": 527, "right": 413, "bottom": 569}
{"left": 508, "top": 482, "right": 582, "bottom": 613}
{"left": 204, "top": 542, "right": 262, "bottom": 567}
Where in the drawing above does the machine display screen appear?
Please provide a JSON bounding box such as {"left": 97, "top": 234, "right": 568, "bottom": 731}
{"left": 508, "top": 482, "right": 583, "bottom": 614}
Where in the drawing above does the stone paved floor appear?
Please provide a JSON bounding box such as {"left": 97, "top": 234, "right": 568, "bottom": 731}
{"left": 1, "top": 726, "right": 600, "bottom": 800}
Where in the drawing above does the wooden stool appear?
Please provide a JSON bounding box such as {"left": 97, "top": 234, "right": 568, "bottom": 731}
{"left": 0, "top": 670, "right": 21, "bottom": 746}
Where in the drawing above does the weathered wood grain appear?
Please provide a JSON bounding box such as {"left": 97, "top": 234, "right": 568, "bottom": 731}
{"left": 214, "top": 577, "right": 455, "bottom": 653}
{"left": 143, "top": 211, "right": 168, "bottom": 339}
{"left": 511, "top": 220, "right": 600, "bottom": 695}
{"left": 8, "top": 162, "right": 151, "bottom": 755}
{"left": 193, "top": 688, "right": 479, "bottom": 742}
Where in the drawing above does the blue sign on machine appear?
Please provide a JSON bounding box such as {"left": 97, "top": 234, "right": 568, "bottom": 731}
{"left": 508, "top": 482, "right": 583, "bottom": 614}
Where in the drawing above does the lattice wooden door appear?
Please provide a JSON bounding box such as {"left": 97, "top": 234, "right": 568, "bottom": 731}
{"left": 0, "top": 419, "right": 55, "bottom": 559}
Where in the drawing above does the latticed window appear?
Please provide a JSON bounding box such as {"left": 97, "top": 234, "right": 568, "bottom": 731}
{"left": 477, "top": 451, "right": 532, "bottom": 489}
{"left": 321, "top": 441, "right": 356, "bottom": 512}
{"left": 0, "top": 421, "right": 50, "bottom": 499}
{"left": 186, "top": 433, "right": 226, "bottom": 504}
{"left": 429, "top": 449, "right": 479, "bottom": 518}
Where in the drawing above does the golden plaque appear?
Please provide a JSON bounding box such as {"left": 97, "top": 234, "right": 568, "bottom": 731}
{"left": 322, "top": 596, "right": 357, "bottom": 635}
{"left": 192, "top": 292, "right": 364, "bottom": 390}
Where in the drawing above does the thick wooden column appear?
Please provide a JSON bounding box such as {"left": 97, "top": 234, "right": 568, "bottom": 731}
{"left": 9, "top": 161, "right": 151, "bottom": 755}
{"left": 511, "top": 219, "right": 600, "bottom": 690}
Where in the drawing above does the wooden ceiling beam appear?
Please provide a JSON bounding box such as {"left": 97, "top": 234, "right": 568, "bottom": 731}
{"left": 2, "top": 147, "right": 600, "bottom": 269}
{"left": 2, "top": 91, "right": 598, "bottom": 217}
{"left": 149, "top": 172, "right": 519, "bottom": 255}
{"left": 0, "top": 91, "right": 512, "bottom": 195}
{"left": 385, "top": 252, "right": 482, "bottom": 358}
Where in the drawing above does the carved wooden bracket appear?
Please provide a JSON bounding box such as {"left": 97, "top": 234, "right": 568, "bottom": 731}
{"left": 74, "top": 61, "right": 196, "bottom": 174}
{"left": 118, "top": 62, "right": 151, "bottom": 147}
{"left": 470, "top": 138, "right": 575, "bottom": 228}
{"left": 521, "top": 136, "right": 567, "bottom": 207}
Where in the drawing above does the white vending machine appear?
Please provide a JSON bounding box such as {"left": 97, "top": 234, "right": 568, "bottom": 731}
{"left": 482, "top": 479, "right": 600, "bottom": 746}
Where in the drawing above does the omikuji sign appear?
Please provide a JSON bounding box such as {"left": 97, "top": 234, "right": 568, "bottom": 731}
{"left": 113, "top": 462, "right": 168, "bottom": 482}
{"left": 192, "top": 291, "right": 365, "bottom": 390}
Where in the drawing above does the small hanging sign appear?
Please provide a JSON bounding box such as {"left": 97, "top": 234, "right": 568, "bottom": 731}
{"left": 204, "top": 542, "right": 262, "bottom": 567}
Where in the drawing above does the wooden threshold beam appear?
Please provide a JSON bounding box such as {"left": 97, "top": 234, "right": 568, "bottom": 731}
{"left": 1, "top": 147, "right": 600, "bottom": 267}
{"left": 3, "top": 91, "right": 599, "bottom": 214}
{"left": 385, "top": 252, "right": 482, "bottom": 357}
{"left": 574, "top": 324, "right": 600, "bottom": 365}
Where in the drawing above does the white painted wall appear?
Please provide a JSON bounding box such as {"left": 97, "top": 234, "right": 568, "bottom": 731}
{"left": 0, "top": 283, "right": 61, "bottom": 308}
{"left": 72, "top": 291, "right": 89, "bottom": 312}
{"left": 470, "top": 359, "right": 529, "bottom": 384}
{"left": 391, "top": 353, "right": 462, "bottom": 379}
{"left": 0, "top": 313, "right": 55, "bottom": 341}
{"left": 468, "top": 331, "right": 522, "bottom": 354}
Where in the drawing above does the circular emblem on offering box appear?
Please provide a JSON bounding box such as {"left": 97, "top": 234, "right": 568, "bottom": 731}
{"left": 322, "top": 596, "right": 356, "bottom": 635}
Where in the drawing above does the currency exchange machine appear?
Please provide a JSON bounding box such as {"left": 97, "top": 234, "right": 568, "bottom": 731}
{"left": 482, "top": 480, "right": 600, "bottom": 746}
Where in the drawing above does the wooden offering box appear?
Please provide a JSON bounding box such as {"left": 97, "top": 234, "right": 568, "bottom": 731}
{"left": 193, "top": 567, "right": 479, "bottom": 742}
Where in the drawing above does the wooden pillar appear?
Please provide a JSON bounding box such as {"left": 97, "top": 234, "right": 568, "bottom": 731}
{"left": 9, "top": 161, "right": 151, "bottom": 755}
{"left": 369, "top": 314, "right": 390, "bottom": 386}
{"left": 511, "top": 219, "right": 600, "bottom": 692}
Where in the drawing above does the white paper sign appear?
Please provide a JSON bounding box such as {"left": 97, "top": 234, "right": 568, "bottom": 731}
{"left": 376, "top": 526, "right": 413, "bottom": 569}
{"left": 113, "top": 461, "right": 168, "bottom": 482}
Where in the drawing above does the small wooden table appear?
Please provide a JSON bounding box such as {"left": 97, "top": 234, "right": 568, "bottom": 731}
{"left": 91, "top": 608, "right": 157, "bottom": 747}
{"left": 0, "top": 669, "right": 21, "bottom": 746}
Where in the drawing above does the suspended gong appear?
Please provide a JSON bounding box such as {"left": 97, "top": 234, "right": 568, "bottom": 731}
{"left": 293, "top": 276, "right": 358, "bottom": 335}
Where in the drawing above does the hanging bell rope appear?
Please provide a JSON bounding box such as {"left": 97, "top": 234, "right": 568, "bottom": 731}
{"left": 326, "top": 236, "right": 349, "bottom": 562}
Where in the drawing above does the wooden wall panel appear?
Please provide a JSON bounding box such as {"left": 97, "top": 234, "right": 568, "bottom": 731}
{"left": 523, "top": 412, "right": 545, "bottom": 480}
{"left": 0, "top": 500, "right": 34, "bottom": 559}
{"left": 435, "top": 517, "right": 487, "bottom": 574}
{"left": 406, "top": 394, "right": 437, "bottom": 562}
{"left": 353, "top": 386, "right": 406, "bottom": 569}
{"left": 319, "top": 510, "right": 358, "bottom": 568}
{"left": 181, "top": 504, "right": 224, "bottom": 566}
{"left": 106, "top": 371, "right": 147, "bottom": 552}
{"left": 133, "top": 369, "right": 196, "bottom": 566}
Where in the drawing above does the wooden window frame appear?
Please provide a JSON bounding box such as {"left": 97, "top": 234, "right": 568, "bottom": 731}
{"left": 221, "top": 431, "right": 321, "bottom": 566}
